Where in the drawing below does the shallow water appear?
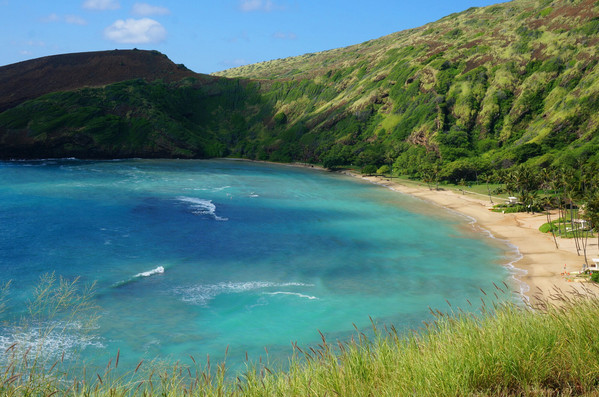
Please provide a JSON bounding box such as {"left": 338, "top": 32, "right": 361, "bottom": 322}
{"left": 0, "top": 159, "right": 515, "bottom": 371}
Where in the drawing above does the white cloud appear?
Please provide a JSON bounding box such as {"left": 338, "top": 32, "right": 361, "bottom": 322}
{"left": 41, "top": 13, "right": 61, "bottom": 23}
{"left": 104, "top": 18, "right": 166, "bottom": 44}
{"left": 65, "top": 15, "right": 88, "bottom": 25}
{"left": 273, "top": 31, "right": 296, "bottom": 40}
{"left": 132, "top": 3, "right": 170, "bottom": 16}
{"left": 41, "top": 13, "right": 87, "bottom": 25}
{"left": 227, "top": 31, "right": 250, "bottom": 43}
{"left": 239, "top": 0, "right": 283, "bottom": 12}
{"left": 83, "top": 0, "right": 120, "bottom": 11}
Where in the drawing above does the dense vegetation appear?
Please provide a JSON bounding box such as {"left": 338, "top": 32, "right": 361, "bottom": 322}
{"left": 3, "top": 277, "right": 599, "bottom": 396}
{"left": 2, "top": 0, "right": 599, "bottom": 183}
{"left": 0, "top": 77, "right": 270, "bottom": 159}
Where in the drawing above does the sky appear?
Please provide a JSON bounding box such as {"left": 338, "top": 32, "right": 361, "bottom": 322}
{"left": 1, "top": 0, "right": 503, "bottom": 74}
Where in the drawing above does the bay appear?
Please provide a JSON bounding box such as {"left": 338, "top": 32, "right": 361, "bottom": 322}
{"left": 0, "top": 159, "right": 515, "bottom": 371}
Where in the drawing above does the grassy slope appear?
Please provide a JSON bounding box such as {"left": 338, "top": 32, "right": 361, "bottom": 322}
{"left": 0, "top": 77, "right": 270, "bottom": 159}
{"left": 214, "top": 0, "right": 599, "bottom": 177}
{"left": 3, "top": 287, "right": 599, "bottom": 395}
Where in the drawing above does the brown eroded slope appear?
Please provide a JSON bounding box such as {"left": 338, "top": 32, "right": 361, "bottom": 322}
{"left": 0, "top": 49, "right": 202, "bottom": 112}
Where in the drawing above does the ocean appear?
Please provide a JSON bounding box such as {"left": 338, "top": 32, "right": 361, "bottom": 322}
{"left": 0, "top": 159, "right": 517, "bottom": 372}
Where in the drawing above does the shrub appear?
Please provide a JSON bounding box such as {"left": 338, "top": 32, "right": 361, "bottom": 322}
{"left": 377, "top": 165, "right": 391, "bottom": 175}
{"left": 591, "top": 272, "right": 599, "bottom": 283}
{"left": 274, "top": 112, "right": 288, "bottom": 125}
{"left": 361, "top": 165, "right": 378, "bottom": 175}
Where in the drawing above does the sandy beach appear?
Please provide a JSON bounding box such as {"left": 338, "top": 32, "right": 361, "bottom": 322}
{"left": 343, "top": 172, "right": 598, "bottom": 304}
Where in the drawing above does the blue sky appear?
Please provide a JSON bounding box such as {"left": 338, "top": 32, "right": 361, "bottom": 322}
{"left": 1, "top": 0, "right": 502, "bottom": 74}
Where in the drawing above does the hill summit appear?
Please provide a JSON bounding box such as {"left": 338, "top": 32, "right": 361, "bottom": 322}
{"left": 0, "top": 49, "right": 201, "bottom": 112}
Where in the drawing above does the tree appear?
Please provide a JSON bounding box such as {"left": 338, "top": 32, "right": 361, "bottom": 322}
{"left": 377, "top": 165, "right": 391, "bottom": 175}
{"left": 542, "top": 195, "right": 559, "bottom": 249}
{"left": 361, "top": 164, "right": 377, "bottom": 175}
{"left": 484, "top": 173, "right": 494, "bottom": 204}
{"left": 584, "top": 191, "right": 599, "bottom": 257}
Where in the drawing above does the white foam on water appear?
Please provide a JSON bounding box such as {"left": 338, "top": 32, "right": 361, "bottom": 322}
{"left": 135, "top": 266, "right": 165, "bottom": 278}
{"left": 112, "top": 266, "right": 166, "bottom": 287}
{"left": 0, "top": 322, "right": 104, "bottom": 363}
{"left": 176, "top": 196, "right": 228, "bottom": 221}
{"left": 185, "top": 186, "right": 231, "bottom": 192}
{"left": 264, "top": 291, "right": 318, "bottom": 300}
{"left": 175, "top": 281, "right": 314, "bottom": 306}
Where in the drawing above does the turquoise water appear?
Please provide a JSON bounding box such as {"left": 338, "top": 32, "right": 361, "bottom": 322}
{"left": 0, "top": 159, "right": 515, "bottom": 371}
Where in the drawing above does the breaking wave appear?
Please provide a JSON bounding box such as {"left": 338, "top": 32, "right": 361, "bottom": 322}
{"left": 0, "top": 322, "right": 103, "bottom": 363}
{"left": 264, "top": 291, "right": 318, "bottom": 300}
{"left": 176, "top": 196, "right": 228, "bottom": 221}
{"left": 113, "top": 266, "right": 165, "bottom": 288}
{"left": 174, "top": 281, "right": 314, "bottom": 306}
{"left": 135, "top": 266, "right": 165, "bottom": 278}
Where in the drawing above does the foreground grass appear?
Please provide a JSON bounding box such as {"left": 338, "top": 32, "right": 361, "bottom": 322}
{"left": 3, "top": 285, "right": 599, "bottom": 396}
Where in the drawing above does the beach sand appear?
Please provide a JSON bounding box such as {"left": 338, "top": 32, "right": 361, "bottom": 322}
{"left": 346, "top": 172, "right": 598, "bottom": 304}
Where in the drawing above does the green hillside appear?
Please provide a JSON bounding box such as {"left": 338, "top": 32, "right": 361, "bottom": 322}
{"left": 0, "top": 77, "right": 269, "bottom": 159}
{"left": 2, "top": 0, "right": 599, "bottom": 182}
{"left": 214, "top": 0, "right": 599, "bottom": 179}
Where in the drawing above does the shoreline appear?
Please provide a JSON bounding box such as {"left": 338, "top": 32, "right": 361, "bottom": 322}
{"left": 5, "top": 157, "right": 594, "bottom": 303}
{"left": 230, "top": 159, "right": 596, "bottom": 303}
{"left": 341, "top": 171, "right": 596, "bottom": 304}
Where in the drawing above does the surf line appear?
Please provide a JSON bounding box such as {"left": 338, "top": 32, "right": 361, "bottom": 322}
{"left": 135, "top": 266, "right": 165, "bottom": 277}
{"left": 112, "top": 266, "right": 165, "bottom": 288}
{"left": 264, "top": 291, "right": 318, "bottom": 300}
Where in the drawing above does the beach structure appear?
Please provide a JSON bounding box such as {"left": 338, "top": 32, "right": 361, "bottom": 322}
{"left": 572, "top": 219, "right": 589, "bottom": 230}
{"left": 507, "top": 197, "right": 519, "bottom": 205}
{"left": 566, "top": 219, "right": 590, "bottom": 233}
{"left": 589, "top": 258, "right": 599, "bottom": 272}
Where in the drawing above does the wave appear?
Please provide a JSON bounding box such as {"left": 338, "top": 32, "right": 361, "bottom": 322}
{"left": 0, "top": 322, "right": 103, "bottom": 363}
{"left": 176, "top": 196, "right": 228, "bottom": 221}
{"left": 112, "top": 266, "right": 165, "bottom": 288}
{"left": 264, "top": 291, "right": 318, "bottom": 300}
{"left": 135, "top": 266, "right": 165, "bottom": 278}
{"left": 175, "top": 281, "right": 314, "bottom": 306}
{"left": 185, "top": 186, "right": 231, "bottom": 192}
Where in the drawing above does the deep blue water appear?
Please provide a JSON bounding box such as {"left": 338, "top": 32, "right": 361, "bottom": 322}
{"left": 0, "top": 159, "right": 515, "bottom": 371}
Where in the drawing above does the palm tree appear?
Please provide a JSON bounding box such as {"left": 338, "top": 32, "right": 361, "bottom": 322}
{"left": 484, "top": 173, "right": 494, "bottom": 204}
{"left": 459, "top": 178, "right": 466, "bottom": 195}
{"left": 585, "top": 191, "right": 599, "bottom": 256}
{"left": 539, "top": 167, "right": 552, "bottom": 198}
{"left": 432, "top": 163, "right": 441, "bottom": 191}
{"left": 542, "top": 195, "right": 559, "bottom": 249}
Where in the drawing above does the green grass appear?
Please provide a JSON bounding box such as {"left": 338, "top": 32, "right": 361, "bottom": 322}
{"left": 538, "top": 219, "right": 596, "bottom": 239}
{"left": 3, "top": 278, "right": 599, "bottom": 396}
